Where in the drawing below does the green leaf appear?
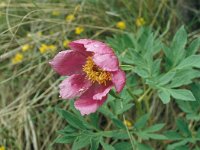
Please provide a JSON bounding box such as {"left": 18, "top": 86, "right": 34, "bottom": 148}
{"left": 157, "top": 71, "right": 176, "bottom": 86}
{"left": 90, "top": 136, "right": 100, "bottom": 150}
{"left": 175, "top": 100, "right": 194, "bottom": 114}
{"left": 55, "top": 108, "right": 87, "bottom": 129}
{"left": 145, "top": 133, "right": 167, "bottom": 140}
{"left": 100, "top": 140, "right": 115, "bottom": 150}
{"left": 171, "top": 26, "right": 187, "bottom": 64}
{"left": 136, "top": 131, "right": 167, "bottom": 140}
{"left": 177, "top": 55, "right": 200, "bottom": 69}
{"left": 109, "top": 90, "right": 122, "bottom": 99}
{"left": 186, "top": 38, "right": 200, "bottom": 56}
{"left": 137, "top": 143, "right": 153, "bottom": 150}
{"left": 134, "top": 67, "right": 149, "bottom": 78}
{"left": 169, "top": 69, "right": 200, "bottom": 88}
{"left": 57, "top": 126, "right": 77, "bottom": 134}
{"left": 114, "top": 142, "right": 132, "bottom": 150}
{"left": 54, "top": 135, "right": 76, "bottom": 144}
{"left": 144, "top": 123, "right": 165, "bottom": 132}
{"left": 89, "top": 114, "right": 99, "bottom": 129}
{"left": 172, "top": 26, "right": 187, "bottom": 51}
{"left": 158, "top": 89, "right": 171, "bottom": 104}
{"left": 116, "top": 103, "right": 134, "bottom": 115}
{"left": 98, "top": 105, "right": 115, "bottom": 119}
{"left": 176, "top": 118, "right": 191, "bottom": 137}
{"left": 72, "top": 134, "right": 91, "bottom": 150}
{"left": 151, "top": 59, "right": 161, "bottom": 76}
{"left": 167, "top": 139, "right": 189, "bottom": 150}
{"left": 120, "top": 65, "right": 134, "bottom": 71}
{"left": 134, "top": 113, "right": 150, "bottom": 130}
{"left": 102, "top": 130, "right": 129, "bottom": 139}
{"left": 111, "top": 118, "right": 126, "bottom": 129}
{"left": 164, "top": 130, "right": 183, "bottom": 140}
{"left": 169, "top": 89, "right": 196, "bottom": 101}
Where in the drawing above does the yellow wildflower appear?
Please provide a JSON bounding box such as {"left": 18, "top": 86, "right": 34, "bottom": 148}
{"left": 123, "top": 120, "right": 132, "bottom": 128}
{"left": 52, "top": 10, "right": 60, "bottom": 16}
{"left": 11, "top": 53, "right": 24, "bottom": 64}
{"left": 48, "top": 45, "right": 57, "bottom": 52}
{"left": 135, "top": 17, "right": 145, "bottom": 27}
{"left": 39, "top": 44, "right": 48, "bottom": 54}
{"left": 0, "top": 146, "right": 5, "bottom": 150}
{"left": 21, "top": 44, "right": 31, "bottom": 52}
{"left": 75, "top": 27, "right": 84, "bottom": 35}
{"left": 116, "top": 21, "right": 126, "bottom": 30}
{"left": 63, "top": 39, "right": 71, "bottom": 48}
{"left": 65, "top": 14, "right": 75, "bottom": 22}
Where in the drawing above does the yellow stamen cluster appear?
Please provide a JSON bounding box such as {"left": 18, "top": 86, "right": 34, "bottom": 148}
{"left": 83, "top": 57, "right": 112, "bottom": 85}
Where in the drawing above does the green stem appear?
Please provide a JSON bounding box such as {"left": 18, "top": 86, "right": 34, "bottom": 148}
{"left": 138, "top": 88, "right": 151, "bottom": 102}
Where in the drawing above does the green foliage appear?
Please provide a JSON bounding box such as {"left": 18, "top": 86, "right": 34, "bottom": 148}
{"left": 107, "top": 26, "right": 200, "bottom": 104}
{"left": 176, "top": 83, "right": 200, "bottom": 121}
{"left": 53, "top": 26, "right": 200, "bottom": 149}
{"left": 164, "top": 117, "right": 200, "bottom": 150}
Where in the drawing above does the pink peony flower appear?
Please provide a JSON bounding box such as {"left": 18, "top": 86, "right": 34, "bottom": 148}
{"left": 49, "top": 39, "right": 126, "bottom": 115}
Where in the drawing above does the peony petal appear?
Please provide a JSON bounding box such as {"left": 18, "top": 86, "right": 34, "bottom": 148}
{"left": 84, "top": 40, "right": 114, "bottom": 54}
{"left": 80, "top": 83, "right": 113, "bottom": 100}
{"left": 69, "top": 39, "right": 93, "bottom": 52}
{"left": 112, "top": 69, "right": 126, "bottom": 93}
{"left": 92, "top": 53, "right": 119, "bottom": 71}
{"left": 74, "top": 96, "right": 107, "bottom": 115}
{"left": 49, "top": 50, "right": 86, "bottom": 76}
{"left": 59, "top": 74, "right": 92, "bottom": 99}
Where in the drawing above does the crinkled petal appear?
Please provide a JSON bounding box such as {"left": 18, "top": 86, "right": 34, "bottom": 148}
{"left": 69, "top": 39, "right": 114, "bottom": 55}
{"left": 92, "top": 53, "right": 119, "bottom": 71}
{"left": 59, "top": 74, "right": 92, "bottom": 99}
{"left": 80, "top": 83, "right": 113, "bottom": 100}
{"left": 112, "top": 69, "right": 126, "bottom": 93}
{"left": 69, "top": 39, "right": 93, "bottom": 52}
{"left": 74, "top": 96, "right": 107, "bottom": 115}
{"left": 49, "top": 50, "right": 86, "bottom": 76}
{"left": 84, "top": 40, "right": 114, "bottom": 54}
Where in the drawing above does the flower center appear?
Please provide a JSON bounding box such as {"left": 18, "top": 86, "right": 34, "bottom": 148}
{"left": 83, "top": 57, "right": 112, "bottom": 85}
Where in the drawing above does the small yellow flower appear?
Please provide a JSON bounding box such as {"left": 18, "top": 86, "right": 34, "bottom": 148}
{"left": 135, "top": 17, "right": 145, "bottom": 27}
{"left": 39, "top": 44, "right": 48, "bottom": 54}
{"left": 21, "top": 44, "right": 31, "bottom": 52}
{"left": 123, "top": 120, "right": 132, "bottom": 128}
{"left": 65, "top": 14, "right": 75, "bottom": 22}
{"left": 52, "top": 10, "right": 60, "bottom": 16}
{"left": 48, "top": 45, "right": 57, "bottom": 52}
{"left": 63, "top": 39, "right": 71, "bottom": 48}
{"left": 0, "top": 146, "right": 5, "bottom": 150}
{"left": 75, "top": 27, "right": 84, "bottom": 35}
{"left": 11, "top": 53, "right": 24, "bottom": 64}
{"left": 116, "top": 21, "right": 126, "bottom": 30}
